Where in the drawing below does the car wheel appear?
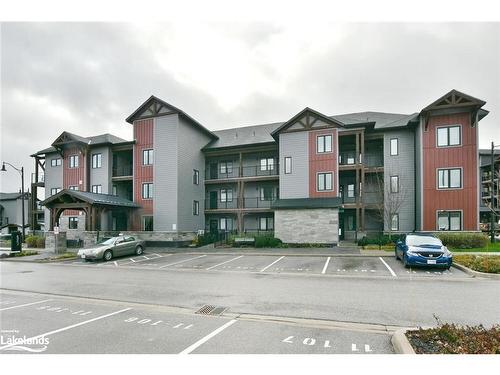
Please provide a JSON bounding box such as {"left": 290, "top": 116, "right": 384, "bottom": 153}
{"left": 135, "top": 246, "right": 143, "bottom": 256}
{"left": 103, "top": 250, "right": 113, "bottom": 261}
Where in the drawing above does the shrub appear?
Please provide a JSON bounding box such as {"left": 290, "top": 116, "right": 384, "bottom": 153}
{"left": 36, "top": 237, "right": 45, "bottom": 248}
{"left": 358, "top": 233, "right": 402, "bottom": 247}
{"left": 454, "top": 254, "right": 500, "bottom": 274}
{"left": 254, "top": 236, "right": 282, "bottom": 248}
{"left": 435, "top": 232, "right": 488, "bottom": 249}
{"left": 25, "top": 235, "right": 39, "bottom": 248}
{"left": 197, "top": 233, "right": 218, "bottom": 246}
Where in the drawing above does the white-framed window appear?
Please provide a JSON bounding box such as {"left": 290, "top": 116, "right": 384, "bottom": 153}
{"left": 259, "top": 187, "right": 274, "bottom": 201}
{"left": 260, "top": 158, "right": 275, "bottom": 171}
{"left": 193, "top": 200, "right": 199, "bottom": 216}
{"left": 143, "top": 216, "right": 153, "bottom": 231}
{"left": 259, "top": 217, "right": 274, "bottom": 231}
{"left": 91, "top": 153, "right": 102, "bottom": 169}
{"left": 193, "top": 169, "right": 200, "bottom": 185}
{"left": 317, "top": 172, "right": 333, "bottom": 191}
{"left": 91, "top": 185, "right": 102, "bottom": 194}
{"left": 220, "top": 189, "right": 233, "bottom": 202}
{"left": 347, "top": 184, "right": 355, "bottom": 198}
{"left": 69, "top": 155, "right": 79, "bottom": 168}
{"left": 437, "top": 211, "right": 462, "bottom": 231}
{"left": 219, "top": 217, "right": 233, "bottom": 231}
{"left": 284, "top": 157, "right": 292, "bottom": 174}
{"left": 68, "top": 217, "right": 79, "bottom": 230}
{"left": 437, "top": 126, "right": 461, "bottom": 147}
{"left": 142, "top": 149, "right": 154, "bottom": 165}
{"left": 390, "top": 214, "right": 399, "bottom": 231}
{"left": 69, "top": 185, "right": 79, "bottom": 191}
{"left": 317, "top": 134, "right": 332, "bottom": 153}
{"left": 142, "top": 183, "right": 153, "bottom": 199}
{"left": 51, "top": 158, "right": 62, "bottom": 167}
{"left": 220, "top": 161, "right": 233, "bottom": 174}
{"left": 390, "top": 176, "right": 399, "bottom": 193}
{"left": 390, "top": 138, "right": 398, "bottom": 156}
{"left": 437, "top": 168, "right": 462, "bottom": 189}
{"left": 50, "top": 187, "right": 61, "bottom": 196}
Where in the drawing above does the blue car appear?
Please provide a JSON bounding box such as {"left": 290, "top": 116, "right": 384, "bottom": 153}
{"left": 395, "top": 233, "right": 453, "bottom": 269}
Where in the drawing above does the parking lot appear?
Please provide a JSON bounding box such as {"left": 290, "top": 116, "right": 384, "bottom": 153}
{"left": 0, "top": 290, "right": 393, "bottom": 354}
{"left": 65, "top": 252, "right": 470, "bottom": 280}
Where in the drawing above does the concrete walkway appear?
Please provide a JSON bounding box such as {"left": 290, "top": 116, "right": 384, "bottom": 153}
{"left": 0, "top": 248, "right": 55, "bottom": 262}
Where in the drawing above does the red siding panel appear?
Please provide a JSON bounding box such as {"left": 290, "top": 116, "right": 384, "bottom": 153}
{"left": 132, "top": 118, "right": 154, "bottom": 229}
{"left": 422, "top": 112, "right": 478, "bottom": 230}
{"left": 309, "top": 129, "right": 339, "bottom": 198}
{"left": 63, "top": 146, "right": 87, "bottom": 216}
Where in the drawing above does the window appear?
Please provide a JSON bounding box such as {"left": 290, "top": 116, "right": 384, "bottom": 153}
{"left": 259, "top": 217, "right": 274, "bottom": 231}
{"left": 193, "top": 169, "right": 199, "bottom": 185}
{"left": 68, "top": 217, "right": 78, "bottom": 230}
{"left": 220, "top": 189, "right": 233, "bottom": 202}
{"left": 284, "top": 157, "right": 292, "bottom": 174}
{"left": 142, "top": 183, "right": 153, "bottom": 199}
{"left": 437, "top": 168, "right": 462, "bottom": 189}
{"left": 193, "top": 200, "right": 199, "bottom": 216}
{"left": 69, "top": 185, "right": 79, "bottom": 191}
{"left": 390, "top": 214, "right": 399, "bottom": 231}
{"left": 219, "top": 217, "right": 233, "bottom": 231}
{"left": 437, "top": 126, "right": 461, "bottom": 147}
{"left": 317, "top": 135, "right": 332, "bottom": 153}
{"left": 437, "top": 211, "right": 462, "bottom": 231}
{"left": 143, "top": 216, "right": 153, "bottom": 231}
{"left": 347, "top": 184, "right": 355, "bottom": 198}
{"left": 51, "top": 158, "right": 62, "bottom": 167}
{"left": 69, "top": 155, "right": 79, "bottom": 168}
{"left": 112, "top": 185, "right": 117, "bottom": 196}
{"left": 91, "top": 185, "right": 102, "bottom": 194}
{"left": 260, "top": 187, "right": 274, "bottom": 201}
{"left": 220, "top": 161, "right": 233, "bottom": 174}
{"left": 260, "top": 158, "right": 274, "bottom": 171}
{"left": 317, "top": 173, "right": 333, "bottom": 191}
{"left": 142, "top": 149, "right": 154, "bottom": 165}
{"left": 390, "top": 138, "right": 398, "bottom": 156}
{"left": 390, "top": 176, "right": 399, "bottom": 193}
{"left": 91, "top": 153, "right": 102, "bottom": 169}
{"left": 50, "top": 188, "right": 61, "bottom": 196}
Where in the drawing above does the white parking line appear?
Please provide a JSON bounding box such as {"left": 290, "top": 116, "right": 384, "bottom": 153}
{"left": 379, "top": 257, "right": 397, "bottom": 277}
{"left": 120, "top": 254, "right": 169, "bottom": 266}
{"left": 158, "top": 255, "right": 207, "bottom": 269}
{"left": 0, "top": 307, "right": 132, "bottom": 351}
{"left": 321, "top": 257, "right": 331, "bottom": 274}
{"left": 179, "top": 319, "right": 238, "bottom": 354}
{"left": 260, "top": 256, "right": 285, "bottom": 273}
{"left": 0, "top": 299, "right": 53, "bottom": 312}
{"left": 206, "top": 255, "right": 244, "bottom": 270}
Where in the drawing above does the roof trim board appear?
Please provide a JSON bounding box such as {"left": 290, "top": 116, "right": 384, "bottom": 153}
{"left": 271, "top": 107, "right": 345, "bottom": 138}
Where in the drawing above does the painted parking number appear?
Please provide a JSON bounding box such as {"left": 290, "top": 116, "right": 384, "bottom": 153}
{"left": 282, "top": 336, "right": 373, "bottom": 352}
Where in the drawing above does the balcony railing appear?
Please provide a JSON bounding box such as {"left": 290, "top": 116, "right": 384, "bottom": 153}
{"left": 364, "top": 154, "right": 384, "bottom": 168}
{"left": 205, "top": 197, "right": 277, "bottom": 210}
{"left": 112, "top": 165, "right": 133, "bottom": 177}
{"left": 339, "top": 152, "right": 358, "bottom": 165}
{"left": 205, "top": 164, "right": 279, "bottom": 180}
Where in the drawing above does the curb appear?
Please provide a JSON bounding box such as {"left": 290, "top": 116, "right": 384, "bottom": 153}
{"left": 391, "top": 329, "right": 416, "bottom": 354}
{"left": 452, "top": 262, "right": 500, "bottom": 280}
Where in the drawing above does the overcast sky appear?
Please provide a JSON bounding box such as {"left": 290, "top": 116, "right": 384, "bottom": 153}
{"left": 1, "top": 22, "right": 499, "bottom": 193}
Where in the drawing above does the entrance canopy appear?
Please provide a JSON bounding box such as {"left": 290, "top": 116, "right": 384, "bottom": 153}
{"left": 42, "top": 190, "right": 139, "bottom": 231}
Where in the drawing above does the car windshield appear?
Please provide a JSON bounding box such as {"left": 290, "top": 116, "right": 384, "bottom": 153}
{"left": 99, "top": 237, "right": 117, "bottom": 245}
{"left": 406, "top": 235, "right": 442, "bottom": 247}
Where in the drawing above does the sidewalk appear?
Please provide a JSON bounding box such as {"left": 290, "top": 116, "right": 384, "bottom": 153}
{"left": 0, "top": 248, "right": 55, "bottom": 262}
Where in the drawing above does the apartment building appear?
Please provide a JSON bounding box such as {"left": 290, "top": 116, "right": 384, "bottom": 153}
{"left": 479, "top": 149, "right": 500, "bottom": 230}
{"left": 33, "top": 89, "right": 489, "bottom": 244}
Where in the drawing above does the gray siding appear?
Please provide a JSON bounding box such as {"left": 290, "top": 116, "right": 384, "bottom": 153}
{"left": 153, "top": 115, "right": 179, "bottom": 230}
{"left": 177, "top": 116, "right": 212, "bottom": 231}
{"left": 383, "top": 129, "right": 415, "bottom": 232}
{"left": 43, "top": 152, "right": 63, "bottom": 229}
{"left": 279, "top": 132, "right": 309, "bottom": 198}
{"left": 89, "top": 146, "right": 111, "bottom": 194}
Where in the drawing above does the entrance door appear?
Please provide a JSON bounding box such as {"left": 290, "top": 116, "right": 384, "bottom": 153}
{"left": 209, "top": 191, "right": 218, "bottom": 209}
{"left": 339, "top": 212, "right": 345, "bottom": 240}
{"left": 210, "top": 163, "right": 218, "bottom": 179}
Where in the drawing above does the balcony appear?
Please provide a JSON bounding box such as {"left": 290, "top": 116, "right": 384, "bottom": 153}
{"left": 204, "top": 197, "right": 276, "bottom": 211}
{"left": 112, "top": 165, "right": 133, "bottom": 178}
{"left": 339, "top": 152, "right": 359, "bottom": 166}
{"left": 205, "top": 164, "right": 279, "bottom": 181}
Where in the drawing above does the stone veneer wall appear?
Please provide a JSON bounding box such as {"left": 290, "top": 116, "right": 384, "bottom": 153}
{"left": 274, "top": 208, "right": 339, "bottom": 244}
{"left": 45, "top": 231, "right": 67, "bottom": 253}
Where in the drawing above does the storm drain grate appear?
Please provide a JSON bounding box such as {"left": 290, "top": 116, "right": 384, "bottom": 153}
{"left": 195, "top": 305, "right": 228, "bottom": 316}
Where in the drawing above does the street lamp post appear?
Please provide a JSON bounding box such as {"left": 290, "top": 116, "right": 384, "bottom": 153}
{"left": 1, "top": 162, "right": 25, "bottom": 240}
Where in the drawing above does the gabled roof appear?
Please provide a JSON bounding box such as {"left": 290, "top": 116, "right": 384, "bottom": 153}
{"left": 33, "top": 133, "right": 129, "bottom": 156}
{"left": 421, "top": 89, "right": 486, "bottom": 112}
{"left": 125, "top": 95, "right": 218, "bottom": 140}
{"left": 331, "top": 111, "right": 419, "bottom": 129}
{"left": 271, "top": 107, "right": 344, "bottom": 138}
{"left": 0, "top": 192, "right": 29, "bottom": 201}
{"left": 41, "top": 190, "right": 139, "bottom": 208}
